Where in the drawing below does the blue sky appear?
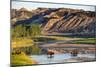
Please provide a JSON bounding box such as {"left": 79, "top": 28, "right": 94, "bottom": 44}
{"left": 12, "top": 1, "right": 95, "bottom": 11}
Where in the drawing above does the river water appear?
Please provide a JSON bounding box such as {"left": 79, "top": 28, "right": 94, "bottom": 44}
{"left": 30, "top": 53, "right": 95, "bottom": 64}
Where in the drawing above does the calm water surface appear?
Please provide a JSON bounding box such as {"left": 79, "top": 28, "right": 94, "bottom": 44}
{"left": 30, "top": 53, "right": 95, "bottom": 64}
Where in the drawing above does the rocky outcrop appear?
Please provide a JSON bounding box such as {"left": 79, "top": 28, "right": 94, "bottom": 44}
{"left": 11, "top": 8, "right": 33, "bottom": 21}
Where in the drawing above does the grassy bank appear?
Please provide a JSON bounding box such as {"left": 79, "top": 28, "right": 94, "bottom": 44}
{"left": 11, "top": 38, "right": 40, "bottom": 66}
{"left": 11, "top": 52, "right": 37, "bottom": 66}
{"left": 71, "top": 38, "right": 96, "bottom": 44}
{"left": 12, "top": 38, "right": 33, "bottom": 48}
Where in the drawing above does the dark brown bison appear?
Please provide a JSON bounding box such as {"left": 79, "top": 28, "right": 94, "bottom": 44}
{"left": 12, "top": 50, "right": 21, "bottom": 55}
{"left": 47, "top": 51, "right": 54, "bottom": 58}
{"left": 71, "top": 49, "right": 79, "bottom": 56}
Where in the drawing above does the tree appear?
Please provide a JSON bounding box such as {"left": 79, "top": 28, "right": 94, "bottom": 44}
{"left": 31, "top": 24, "right": 41, "bottom": 38}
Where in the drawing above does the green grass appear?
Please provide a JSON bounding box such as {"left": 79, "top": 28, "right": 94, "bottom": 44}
{"left": 12, "top": 38, "right": 33, "bottom": 48}
{"left": 71, "top": 38, "right": 96, "bottom": 44}
{"left": 11, "top": 52, "right": 37, "bottom": 66}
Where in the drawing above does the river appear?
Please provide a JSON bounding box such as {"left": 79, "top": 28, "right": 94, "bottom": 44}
{"left": 29, "top": 35, "right": 96, "bottom": 64}
{"left": 30, "top": 53, "right": 95, "bottom": 64}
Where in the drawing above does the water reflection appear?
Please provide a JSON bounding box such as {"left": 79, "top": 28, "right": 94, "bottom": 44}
{"left": 30, "top": 53, "right": 95, "bottom": 64}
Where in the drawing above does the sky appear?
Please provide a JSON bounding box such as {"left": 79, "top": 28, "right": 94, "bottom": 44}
{"left": 12, "top": 0, "right": 96, "bottom": 11}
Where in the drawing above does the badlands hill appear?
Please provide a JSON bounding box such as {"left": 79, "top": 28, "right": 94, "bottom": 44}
{"left": 11, "top": 8, "right": 96, "bottom": 33}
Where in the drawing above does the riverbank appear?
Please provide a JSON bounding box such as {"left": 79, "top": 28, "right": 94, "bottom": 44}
{"left": 11, "top": 38, "right": 33, "bottom": 48}
{"left": 11, "top": 38, "right": 39, "bottom": 66}
{"left": 11, "top": 52, "right": 37, "bottom": 66}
